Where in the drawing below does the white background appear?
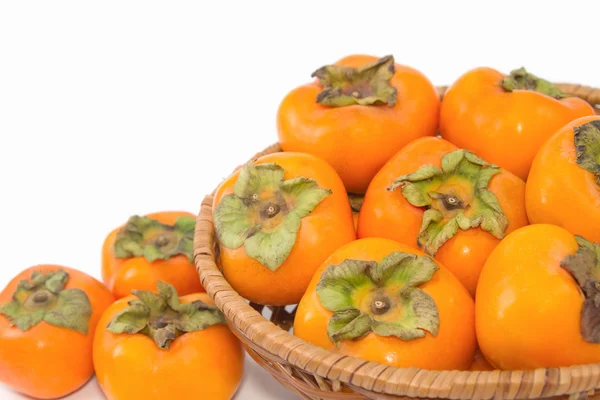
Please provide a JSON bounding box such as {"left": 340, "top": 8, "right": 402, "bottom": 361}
{"left": 1, "top": 1, "right": 599, "bottom": 399}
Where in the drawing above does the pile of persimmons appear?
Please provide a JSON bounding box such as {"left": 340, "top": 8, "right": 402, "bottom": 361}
{"left": 1, "top": 54, "right": 599, "bottom": 400}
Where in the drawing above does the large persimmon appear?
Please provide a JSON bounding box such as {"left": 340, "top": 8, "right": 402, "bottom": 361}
{"left": 440, "top": 67, "right": 595, "bottom": 180}
{"left": 277, "top": 54, "right": 440, "bottom": 193}
{"left": 476, "top": 224, "right": 600, "bottom": 369}
{"left": 294, "top": 238, "right": 476, "bottom": 370}
{"left": 212, "top": 152, "right": 356, "bottom": 306}
{"left": 526, "top": 116, "right": 600, "bottom": 243}
{"left": 358, "top": 137, "right": 528, "bottom": 296}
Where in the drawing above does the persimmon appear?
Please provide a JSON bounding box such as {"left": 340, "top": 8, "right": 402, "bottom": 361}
{"left": 476, "top": 224, "right": 600, "bottom": 369}
{"left": 277, "top": 54, "right": 440, "bottom": 193}
{"left": 469, "top": 347, "right": 494, "bottom": 371}
{"left": 294, "top": 238, "right": 476, "bottom": 370}
{"left": 358, "top": 137, "right": 528, "bottom": 296}
{"left": 93, "top": 281, "right": 243, "bottom": 400}
{"left": 102, "top": 211, "right": 204, "bottom": 299}
{"left": 526, "top": 116, "right": 600, "bottom": 243}
{"left": 212, "top": 152, "right": 356, "bottom": 306}
{"left": 440, "top": 67, "right": 595, "bottom": 180}
{"left": 0, "top": 265, "right": 114, "bottom": 399}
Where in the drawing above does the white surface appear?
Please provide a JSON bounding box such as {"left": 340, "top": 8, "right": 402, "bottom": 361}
{"left": 0, "top": 1, "right": 599, "bottom": 399}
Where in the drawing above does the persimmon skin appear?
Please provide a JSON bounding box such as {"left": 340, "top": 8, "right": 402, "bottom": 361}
{"left": 102, "top": 211, "right": 204, "bottom": 299}
{"left": 476, "top": 224, "right": 600, "bottom": 370}
{"left": 0, "top": 265, "right": 114, "bottom": 399}
{"left": 93, "top": 293, "right": 244, "bottom": 400}
{"left": 440, "top": 67, "right": 595, "bottom": 180}
{"left": 294, "top": 238, "right": 476, "bottom": 370}
{"left": 357, "top": 136, "right": 528, "bottom": 296}
{"left": 213, "top": 152, "right": 356, "bottom": 306}
{"left": 526, "top": 116, "right": 600, "bottom": 243}
{"left": 277, "top": 54, "right": 440, "bottom": 193}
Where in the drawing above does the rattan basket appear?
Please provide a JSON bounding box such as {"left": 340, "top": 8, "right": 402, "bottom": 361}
{"left": 194, "top": 84, "right": 600, "bottom": 400}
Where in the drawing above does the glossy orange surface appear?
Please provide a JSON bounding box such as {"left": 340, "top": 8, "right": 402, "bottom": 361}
{"left": 277, "top": 54, "right": 440, "bottom": 193}
{"left": 102, "top": 211, "right": 204, "bottom": 299}
{"left": 294, "top": 238, "right": 476, "bottom": 370}
{"left": 476, "top": 224, "right": 600, "bottom": 369}
{"left": 526, "top": 116, "right": 600, "bottom": 243}
{"left": 93, "top": 293, "right": 244, "bottom": 400}
{"left": 0, "top": 265, "right": 114, "bottom": 399}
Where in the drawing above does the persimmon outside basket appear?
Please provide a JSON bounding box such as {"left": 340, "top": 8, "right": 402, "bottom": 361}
{"left": 194, "top": 84, "right": 600, "bottom": 400}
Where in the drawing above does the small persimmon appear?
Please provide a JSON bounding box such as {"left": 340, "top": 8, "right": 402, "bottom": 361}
{"left": 358, "top": 136, "right": 528, "bottom": 296}
{"left": 0, "top": 265, "right": 114, "bottom": 399}
{"left": 440, "top": 67, "right": 595, "bottom": 180}
{"left": 526, "top": 116, "right": 600, "bottom": 243}
{"left": 102, "top": 211, "right": 204, "bottom": 299}
{"left": 93, "top": 281, "right": 243, "bottom": 400}
{"left": 277, "top": 54, "right": 440, "bottom": 193}
{"left": 476, "top": 224, "right": 600, "bottom": 369}
{"left": 213, "top": 152, "right": 356, "bottom": 306}
{"left": 294, "top": 238, "right": 476, "bottom": 371}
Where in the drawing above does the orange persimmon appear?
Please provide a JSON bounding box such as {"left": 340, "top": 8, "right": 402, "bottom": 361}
{"left": 440, "top": 67, "right": 595, "bottom": 180}
{"left": 358, "top": 136, "right": 528, "bottom": 296}
{"left": 476, "top": 224, "right": 600, "bottom": 369}
{"left": 277, "top": 54, "right": 440, "bottom": 193}
{"left": 526, "top": 116, "right": 600, "bottom": 243}
{"left": 294, "top": 238, "right": 476, "bottom": 370}
{"left": 212, "top": 152, "right": 356, "bottom": 306}
{"left": 0, "top": 265, "right": 114, "bottom": 399}
{"left": 102, "top": 211, "right": 204, "bottom": 299}
{"left": 93, "top": 281, "right": 243, "bottom": 400}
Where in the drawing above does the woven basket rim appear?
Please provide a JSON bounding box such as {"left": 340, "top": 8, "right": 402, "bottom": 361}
{"left": 194, "top": 83, "right": 600, "bottom": 400}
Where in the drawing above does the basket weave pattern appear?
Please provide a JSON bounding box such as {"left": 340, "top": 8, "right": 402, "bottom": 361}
{"left": 194, "top": 84, "right": 600, "bottom": 400}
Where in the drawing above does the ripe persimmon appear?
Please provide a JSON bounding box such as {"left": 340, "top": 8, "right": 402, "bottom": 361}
{"left": 440, "top": 67, "right": 595, "bottom": 180}
{"left": 526, "top": 116, "right": 600, "bottom": 243}
{"left": 102, "top": 211, "right": 204, "bottom": 299}
{"left": 93, "top": 281, "right": 243, "bottom": 400}
{"left": 0, "top": 265, "right": 114, "bottom": 399}
{"left": 476, "top": 224, "right": 600, "bottom": 369}
{"left": 277, "top": 54, "right": 440, "bottom": 193}
{"left": 294, "top": 238, "right": 476, "bottom": 370}
{"left": 358, "top": 137, "right": 528, "bottom": 296}
{"left": 212, "top": 152, "right": 356, "bottom": 306}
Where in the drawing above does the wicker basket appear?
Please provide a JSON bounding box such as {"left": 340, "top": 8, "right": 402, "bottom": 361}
{"left": 194, "top": 84, "right": 600, "bottom": 400}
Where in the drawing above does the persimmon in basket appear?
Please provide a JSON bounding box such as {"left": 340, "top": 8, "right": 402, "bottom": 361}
{"left": 476, "top": 224, "right": 600, "bottom": 370}
{"left": 102, "top": 211, "right": 204, "bottom": 299}
{"left": 440, "top": 66, "right": 595, "bottom": 180}
{"left": 294, "top": 238, "right": 476, "bottom": 370}
{"left": 358, "top": 136, "right": 528, "bottom": 296}
{"left": 277, "top": 54, "right": 440, "bottom": 194}
{"left": 526, "top": 116, "right": 600, "bottom": 243}
{"left": 212, "top": 152, "right": 356, "bottom": 306}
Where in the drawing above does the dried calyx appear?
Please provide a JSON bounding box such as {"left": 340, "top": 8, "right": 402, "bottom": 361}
{"left": 106, "top": 281, "right": 225, "bottom": 349}
{"left": 316, "top": 251, "right": 440, "bottom": 345}
{"left": 500, "top": 67, "right": 566, "bottom": 99}
{"left": 113, "top": 215, "right": 196, "bottom": 263}
{"left": 0, "top": 270, "right": 92, "bottom": 334}
{"left": 388, "top": 149, "right": 508, "bottom": 256}
{"left": 312, "top": 55, "right": 397, "bottom": 107}
{"left": 573, "top": 120, "right": 600, "bottom": 184}
{"left": 213, "top": 162, "right": 331, "bottom": 271}
{"left": 560, "top": 236, "right": 600, "bottom": 343}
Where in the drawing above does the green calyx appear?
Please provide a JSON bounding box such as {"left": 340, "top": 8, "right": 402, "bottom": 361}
{"left": 388, "top": 150, "right": 508, "bottom": 256}
{"left": 0, "top": 270, "right": 92, "bottom": 334}
{"left": 573, "top": 120, "right": 600, "bottom": 184}
{"left": 213, "top": 162, "right": 331, "bottom": 271}
{"left": 311, "top": 55, "right": 397, "bottom": 107}
{"left": 113, "top": 215, "right": 196, "bottom": 263}
{"left": 316, "top": 252, "right": 440, "bottom": 345}
{"left": 500, "top": 67, "right": 566, "bottom": 99}
{"left": 560, "top": 236, "right": 600, "bottom": 344}
{"left": 106, "top": 281, "right": 225, "bottom": 349}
